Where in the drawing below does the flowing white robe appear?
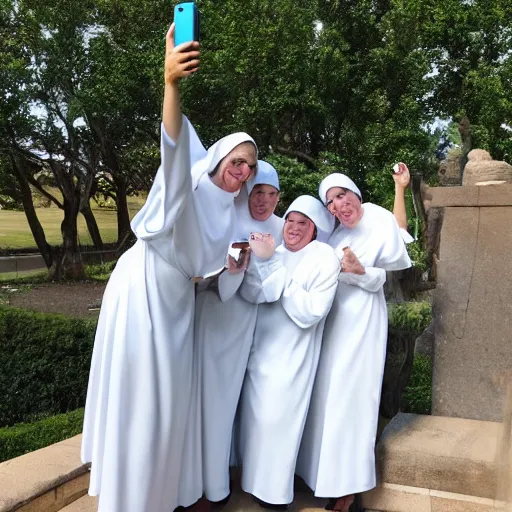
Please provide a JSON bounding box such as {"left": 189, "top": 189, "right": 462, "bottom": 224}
{"left": 81, "top": 118, "right": 241, "bottom": 512}
{"left": 296, "top": 203, "right": 412, "bottom": 498}
{"left": 238, "top": 241, "right": 340, "bottom": 505}
{"left": 195, "top": 197, "right": 283, "bottom": 502}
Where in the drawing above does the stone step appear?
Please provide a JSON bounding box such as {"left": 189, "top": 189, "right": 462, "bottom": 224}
{"left": 58, "top": 491, "right": 380, "bottom": 512}
{"left": 60, "top": 494, "right": 98, "bottom": 511}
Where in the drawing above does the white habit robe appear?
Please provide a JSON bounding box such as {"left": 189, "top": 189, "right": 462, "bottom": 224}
{"left": 238, "top": 240, "right": 340, "bottom": 505}
{"left": 196, "top": 193, "right": 283, "bottom": 502}
{"left": 81, "top": 117, "right": 255, "bottom": 512}
{"left": 296, "top": 203, "right": 412, "bottom": 498}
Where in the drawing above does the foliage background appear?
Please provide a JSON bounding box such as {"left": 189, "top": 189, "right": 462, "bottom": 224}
{"left": 1, "top": 0, "right": 511, "bottom": 275}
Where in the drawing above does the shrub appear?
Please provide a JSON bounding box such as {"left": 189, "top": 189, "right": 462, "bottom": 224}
{"left": 402, "top": 355, "right": 432, "bottom": 415}
{"left": 85, "top": 260, "right": 117, "bottom": 281}
{"left": 0, "top": 306, "right": 95, "bottom": 427}
{"left": 381, "top": 301, "right": 432, "bottom": 418}
{"left": 0, "top": 408, "right": 84, "bottom": 462}
{"left": 388, "top": 301, "right": 432, "bottom": 333}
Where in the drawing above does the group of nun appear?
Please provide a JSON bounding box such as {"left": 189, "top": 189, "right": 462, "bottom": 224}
{"left": 80, "top": 25, "right": 412, "bottom": 512}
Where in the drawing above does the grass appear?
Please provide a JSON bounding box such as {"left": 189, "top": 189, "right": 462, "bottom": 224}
{"left": 0, "top": 270, "right": 48, "bottom": 283}
{"left": 0, "top": 191, "right": 145, "bottom": 249}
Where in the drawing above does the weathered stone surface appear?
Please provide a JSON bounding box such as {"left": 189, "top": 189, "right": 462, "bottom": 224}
{"left": 429, "top": 184, "right": 512, "bottom": 208}
{"left": 438, "top": 155, "right": 463, "bottom": 186}
{"left": 376, "top": 413, "right": 499, "bottom": 499}
{"left": 414, "top": 322, "right": 434, "bottom": 358}
{"left": 363, "top": 483, "right": 431, "bottom": 512}
{"left": 430, "top": 490, "right": 495, "bottom": 512}
{"left": 432, "top": 204, "right": 512, "bottom": 421}
{"left": 467, "top": 149, "right": 493, "bottom": 161}
{"left": 478, "top": 185, "right": 512, "bottom": 206}
{"left": 430, "top": 186, "right": 480, "bottom": 207}
{"left": 0, "top": 435, "right": 88, "bottom": 512}
{"left": 60, "top": 495, "right": 97, "bottom": 512}
{"left": 463, "top": 150, "right": 512, "bottom": 186}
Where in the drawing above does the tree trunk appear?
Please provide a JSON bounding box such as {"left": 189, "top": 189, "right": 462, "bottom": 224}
{"left": 50, "top": 198, "right": 84, "bottom": 280}
{"left": 81, "top": 205, "right": 103, "bottom": 250}
{"left": 10, "top": 156, "right": 54, "bottom": 268}
{"left": 114, "top": 176, "right": 132, "bottom": 245}
{"left": 458, "top": 116, "right": 472, "bottom": 178}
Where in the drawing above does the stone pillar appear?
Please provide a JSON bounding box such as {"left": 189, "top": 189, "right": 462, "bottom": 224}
{"left": 430, "top": 184, "right": 512, "bottom": 421}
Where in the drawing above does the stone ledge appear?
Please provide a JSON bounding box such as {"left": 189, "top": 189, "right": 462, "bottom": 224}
{"left": 60, "top": 494, "right": 97, "bottom": 512}
{"left": 362, "top": 483, "right": 506, "bottom": 512}
{"left": 0, "top": 435, "right": 89, "bottom": 512}
{"left": 377, "top": 413, "right": 500, "bottom": 499}
{"left": 430, "top": 184, "right": 512, "bottom": 208}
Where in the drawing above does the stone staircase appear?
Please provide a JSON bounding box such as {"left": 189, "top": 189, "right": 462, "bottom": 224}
{"left": 61, "top": 495, "right": 97, "bottom": 511}
{"left": 0, "top": 421, "right": 507, "bottom": 512}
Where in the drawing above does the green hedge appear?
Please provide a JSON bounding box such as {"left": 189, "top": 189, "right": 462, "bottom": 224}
{"left": 0, "top": 306, "right": 95, "bottom": 427}
{"left": 388, "top": 301, "right": 432, "bottom": 333}
{"left": 402, "top": 355, "right": 432, "bottom": 415}
{"left": 0, "top": 408, "right": 84, "bottom": 462}
{"left": 388, "top": 301, "right": 432, "bottom": 415}
{"left": 382, "top": 301, "right": 433, "bottom": 417}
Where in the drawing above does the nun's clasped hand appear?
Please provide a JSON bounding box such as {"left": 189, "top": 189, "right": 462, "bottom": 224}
{"left": 249, "top": 232, "right": 276, "bottom": 260}
{"left": 341, "top": 247, "right": 365, "bottom": 275}
{"left": 165, "top": 23, "right": 200, "bottom": 85}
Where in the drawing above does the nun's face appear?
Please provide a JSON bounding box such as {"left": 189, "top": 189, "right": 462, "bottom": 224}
{"left": 326, "top": 187, "right": 363, "bottom": 228}
{"left": 249, "top": 184, "right": 279, "bottom": 221}
{"left": 283, "top": 212, "right": 315, "bottom": 252}
{"left": 213, "top": 142, "right": 257, "bottom": 193}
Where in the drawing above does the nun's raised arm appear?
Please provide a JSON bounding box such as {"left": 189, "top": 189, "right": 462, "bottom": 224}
{"left": 131, "top": 25, "right": 205, "bottom": 242}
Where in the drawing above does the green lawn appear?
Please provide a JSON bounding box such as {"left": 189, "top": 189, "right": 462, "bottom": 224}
{"left": 0, "top": 195, "right": 145, "bottom": 249}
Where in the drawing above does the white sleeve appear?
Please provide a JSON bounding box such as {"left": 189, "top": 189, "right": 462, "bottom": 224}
{"left": 374, "top": 212, "right": 413, "bottom": 271}
{"left": 218, "top": 271, "right": 245, "bottom": 302}
{"left": 239, "top": 254, "right": 287, "bottom": 304}
{"left": 338, "top": 266, "right": 386, "bottom": 292}
{"left": 400, "top": 228, "right": 415, "bottom": 244}
{"left": 281, "top": 252, "right": 339, "bottom": 329}
{"left": 130, "top": 117, "right": 207, "bottom": 241}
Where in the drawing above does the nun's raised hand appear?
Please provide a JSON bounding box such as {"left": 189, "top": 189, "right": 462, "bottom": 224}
{"left": 165, "top": 23, "right": 200, "bottom": 85}
{"left": 392, "top": 162, "right": 410, "bottom": 190}
{"left": 341, "top": 247, "right": 365, "bottom": 275}
{"left": 249, "top": 233, "right": 276, "bottom": 260}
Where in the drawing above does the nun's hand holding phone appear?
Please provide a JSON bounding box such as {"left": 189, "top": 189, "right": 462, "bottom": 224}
{"left": 226, "top": 248, "right": 252, "bottom": 274}
{"left": 392, "top": 162, "right": 410, "bottom": 190}
{"left": 164, "top": 23, "right": 200, "bottom": 86}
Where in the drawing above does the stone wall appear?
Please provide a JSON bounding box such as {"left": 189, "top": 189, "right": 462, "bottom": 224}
{"left": 430, "top": 185, "right": 512, "bottom": 421}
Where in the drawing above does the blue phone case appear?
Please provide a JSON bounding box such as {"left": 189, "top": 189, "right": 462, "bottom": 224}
{"left": 174, "top": 2, "right": 199, "bottom": 46}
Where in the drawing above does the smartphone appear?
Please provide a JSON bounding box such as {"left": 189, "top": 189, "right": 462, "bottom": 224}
{"left": 174, "top": 2, "right": 200, "bottom": 46}
{"left": 231, "top": 240, "right": 250, "bottom": 250}
{"left": 393, "top": 162, "right": 405, "bottom": 175}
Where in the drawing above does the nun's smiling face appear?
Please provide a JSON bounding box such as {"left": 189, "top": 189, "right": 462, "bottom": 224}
{"left": 249, "top": 184, "right": 279, "bottom": 221}
{"left": 212, "top": 142, "right": 257, "bottom": 193}
{"left": 326, "top": 187, "right": 363, "bottom": 228}
{"left": 283, "top": 212, "right": 315, "bottom": 252}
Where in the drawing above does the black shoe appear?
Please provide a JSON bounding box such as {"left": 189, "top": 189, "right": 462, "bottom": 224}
{"left": 211, "top": 493, "right": 231, "bottom": 510}
{"left": 324, "top": 496, "right": 365, "bottom": 512}
{"left": 325, "top": 498, "right": 336, "bottom": 510}
{"left": 253, "top": 496, "right": 288, "bottom": 510}
{"left": 349, "top": 494, "right": 365, "bottom": 512}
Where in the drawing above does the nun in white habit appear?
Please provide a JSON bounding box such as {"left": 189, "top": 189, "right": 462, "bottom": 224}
{"left": 81, "top": 26, "right": 258, "bottom": 512}
{"left": 296, "top": 174, "right": 411, "bottom": 512}
{"left": 195, "top": 161, "right": 283, "bottom": 504}
{"left": 238, "top": 195, "right": 340, "bottom": 507}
